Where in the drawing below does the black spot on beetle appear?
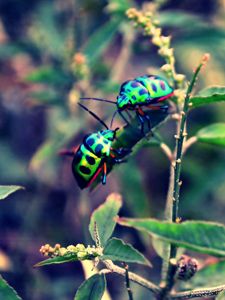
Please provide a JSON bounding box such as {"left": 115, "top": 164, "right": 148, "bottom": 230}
{"left": 151, "top": 83, "right": 157, "bottom": 92}
{"left": 79, "top": 166, "right": 91, "bottom": 175}
{"left": 73, "top": 150, "right": 82, "bottom": 164}
{"left": 139, "top": 88, "right": 147, "bottom": 95}
{"left": 103, "top": 139, "right": 109, "bottom": 144}
{"left": 86, "top": 138, "right": 95, "bottom": 147}
{"left": 132, "top": 95, "right": 136, "bottom": 100}
{"left": 95, "top": 144, "right": 103, "bottom": 155}
{"left": 131, "top": 81, "right": 139, "bottom": 88}
{"left": 86, "top": 155, "right": 95, "bottom": 165}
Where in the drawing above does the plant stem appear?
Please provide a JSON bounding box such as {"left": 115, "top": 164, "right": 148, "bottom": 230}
{"left": 123, "top": 263, "right": 134, "bottom": 300}
{"left": 159, "top": 58, "right": 208, "bottom": 299}
{"left": 169, "top": 285, "right": 225, "bottom": 299}
{"left": 103, "top": 260, "right": 161, "bottom": 295}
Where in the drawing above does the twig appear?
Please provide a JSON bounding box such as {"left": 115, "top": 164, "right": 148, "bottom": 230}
{"left": 159, "top": 55, "right": 210, "bottom": 299}
{"left": 123, "top": 263, "right": 134, "bottom": 300}
{"left": 182, "top": 136, "right": 197, "bottom": 155}
{"left": 160, "top": 143, "right": 173, "bottom": 162}
{"left": 103, "top": 260, "right": 161, "bottom": 295}
{"left": 169, "top": 285, "right": 225, "bottom": 299}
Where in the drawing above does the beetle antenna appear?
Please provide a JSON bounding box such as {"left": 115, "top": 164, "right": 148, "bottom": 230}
{"left": 80, "top": 97, "right": 116, "bottom": 105}
{"left": 78, "top": 103, "right": 109, "bottom": 130}
{"left": 110, "top": 110, "right": 119, "bottom": 129}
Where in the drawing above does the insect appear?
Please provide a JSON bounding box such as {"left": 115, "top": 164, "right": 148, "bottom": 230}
{"left": 60, "top": 103, "right": 129, "bottom": 189}
{"left": 81, "top": 74, "right": 174, "bottom": 134}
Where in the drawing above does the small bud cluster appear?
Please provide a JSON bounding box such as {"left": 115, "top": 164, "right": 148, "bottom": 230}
{"left": 126, "top": 7, "right": 186, "bottom": 105}
{"left": 39, "top": 243, "right": 103, "bottom": 261}
{"left": 71, "top": 52, "right": 90, "bottom": 79}
{"left": 176, "top": 255, "right": 199, "bottom": 281}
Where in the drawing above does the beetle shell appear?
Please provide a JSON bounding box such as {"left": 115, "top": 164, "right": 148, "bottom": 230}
{"left": 72, "top": 131, "right": 113, "bottom": 189}
{"left": 117, "top": 74, "right": 173, "bottom": 109}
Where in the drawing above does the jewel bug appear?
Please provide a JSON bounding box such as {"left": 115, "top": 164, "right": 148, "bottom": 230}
{"left": 81, "top": 74, "right": 174, "bottom": 134}
{"left": 60, "top": 103, "right": 129, "bottom": 189}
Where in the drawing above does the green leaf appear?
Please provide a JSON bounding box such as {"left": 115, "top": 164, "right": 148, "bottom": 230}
{"left": 74, "top": 274, "right": 106, "bottom": 300}
{"left": 0, "top": 275, "right": 22, "bottom": 300}
{"left": 34, "top": 254, "right": 79, "bottom": 267}
{"left": 0, "top": 185, "right": 24, "bottom": 200}
{"left": 196, "top": 123, "right": 225, "bottom": 147}
{"left": 83, "top": 17, "right": 123, "bottom": 65}
{"left": 25, "top": 66, "right": 70, "bottom": 86}
{"left": 217, "top": 290, "right": 225, "bottom": 300}
{"left": 180, "top": 260, "right": 225, "bottom": 290}
{"left": 190, "top": 86, "right": 225, "bottom": 109}
{"left": 89, "top": 194, "right": 122, "bottom": 246}
{"left": 102, "top": 238, "right": 151, "bottom": 266}
{"left": 118, "top": 158, "right": 151, "bottom": 218}
{"left": 117, "top": 218, "right": 225, "bottom": 257}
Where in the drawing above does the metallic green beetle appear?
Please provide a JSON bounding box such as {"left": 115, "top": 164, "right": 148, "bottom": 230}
{"left": 61, "top": 104, "right": 128, "bottom": 189}
{"left": 81, "top": 74, "right": 174, "bottom": 133}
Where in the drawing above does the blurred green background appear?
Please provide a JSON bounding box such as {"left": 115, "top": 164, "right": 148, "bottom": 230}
{"left": 0, "top": 0, "right": 225, "bottom": 299}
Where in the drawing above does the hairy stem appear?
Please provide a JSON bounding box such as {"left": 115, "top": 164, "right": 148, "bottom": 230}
{"left": 159, "top": 56, "right": 209, "bottom": 299}
{"left": 103, "top": 260, "right": 161, "bottom": 295}
{"left": 169, "top": 285, "right": 225, "bottom": 299}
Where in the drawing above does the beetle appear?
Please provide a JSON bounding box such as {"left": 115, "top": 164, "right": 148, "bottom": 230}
{"left": 60, "top": 103, "right": 129, "bottom": 189}
{"left": 81, "top": 74, "right": 173, "bottom": 134}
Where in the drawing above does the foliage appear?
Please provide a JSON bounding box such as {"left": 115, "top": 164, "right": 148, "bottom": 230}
{"left": 0, "top": 0, "right": 225, "bottom": 299}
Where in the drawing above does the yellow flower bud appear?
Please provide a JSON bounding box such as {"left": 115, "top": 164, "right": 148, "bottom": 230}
{"left": 161, "top": 64, "right": 172, "bottom": 72}
{"left": 58, "top": 247, "right": 67, "bottom": 256}
{"left": 67, "top": 245, "right": 77, "bottom": 252}
{"left": 76, "top": 244, "right": 86, "bottom": 251}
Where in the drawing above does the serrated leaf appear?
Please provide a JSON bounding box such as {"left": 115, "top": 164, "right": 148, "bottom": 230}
{"left": 180, "top": 260, "right": 225, "bottom": 290}
{"left": 217, "top": 290, "right": 225, "bottom": 300}
{"left": 0, "top": 275, "right": 22, "bottom": 300}
{"left": 117, "top": 218, "right": 225, "bottom": 257}
{"left": 0, "top": 185, "right": 24, "bottom": 200}
{"left": 196, "top": 123, "right": 225, "bottom": 147}
{"left": 34, "top": 254, "right": 78, "bottom": 267}
{"left": 102, "top": 238, "right": 151, "bottom": 266}
{"left": 89, "top": 194, "right": 122, "bottom": 246}
{"left": 74, "top": 274, "right": 106, "bottom": 300}
{"left": 190, "top": 86, "right": 225, "bottom": 109}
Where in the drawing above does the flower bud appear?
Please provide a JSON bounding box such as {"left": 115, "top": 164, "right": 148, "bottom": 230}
{"left": 176, "top": 255, "right": 198, "bottom": 281}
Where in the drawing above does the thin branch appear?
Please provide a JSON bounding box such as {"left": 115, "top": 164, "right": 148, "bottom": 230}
{"left": 123, "top": 263, "right": 134, "bottom": 300}
{"left": 182, "top": 136, "right": 197, "bottom": 155}
{"left": 160, "top": 143, "right": 173, "bottom": 162}
{"left": 103, "top": 260, "right": 161, "bottom": 295}
{"left": 169, "top": 285, "right": 225, "bottom": 299}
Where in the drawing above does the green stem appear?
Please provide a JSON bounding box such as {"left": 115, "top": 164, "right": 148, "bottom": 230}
{"left": 159, "top": 61, "right": 206, "bottom": 299}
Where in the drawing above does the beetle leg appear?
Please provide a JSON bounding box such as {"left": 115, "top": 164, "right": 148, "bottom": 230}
{"left": 136, "top": 110, "right": 145, "bottom": 135}
{"left": 111, "top": 148, "right": 131, "bottom": 157}
{"left": 102, "top": 161, "right": 107, "bottom": 185}
{"left": 125, "top": 110, "right": 133, "bottom": 120}
{"left": 147, "top": 103, "right": 169, "bottom": 112}
{"left": 118, "top": 110, "right": 130, "bottom": 126}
